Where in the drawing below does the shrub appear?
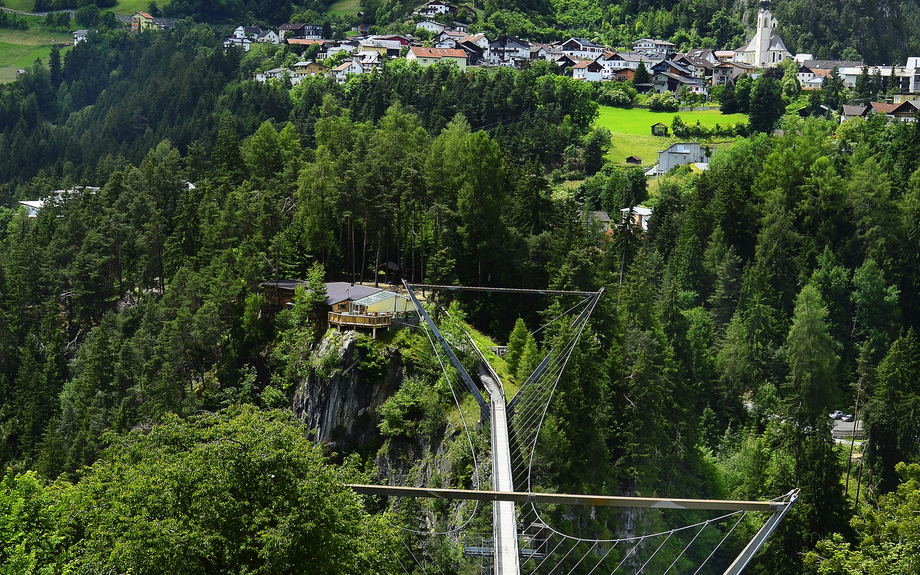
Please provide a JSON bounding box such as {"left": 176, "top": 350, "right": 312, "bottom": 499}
{"left": 647, "top": 92, "right": 679, "bottom": 112}
{"left": 597, "top": 82, "right": 637, "bottom": 107}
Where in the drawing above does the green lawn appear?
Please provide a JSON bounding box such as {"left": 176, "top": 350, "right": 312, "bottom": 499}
{"left": 0, "top": 25, "right": 73, "bottom": 83}
{"left": 2, "top": 0, "right": 172, "bottom": 15}
{"left": 327, "top": 0, "right": 361, "bottom": 16}
{"left": 0, "top": 41, "right": 50, "bottom": 81}
{"left": 0, "top": 0, "right": 167, "bottom": 83}
{"left": 112, "top": 0, "right": 171, "bottom": 16}
{"left": 3, "top": 0, "right": 34, "bottom": 11}
{"left": 595, "top": 105, "right": 748, "bottom": 166}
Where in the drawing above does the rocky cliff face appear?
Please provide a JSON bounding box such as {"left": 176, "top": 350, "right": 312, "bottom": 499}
{"left": 292, "top": 331, "right": 403, "bottom": 451}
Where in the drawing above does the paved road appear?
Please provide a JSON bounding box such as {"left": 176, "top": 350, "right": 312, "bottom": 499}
{"left": 480, "top": 366, "right": 520, "bottom": 575}
{"left": 832, "top": 418, "right": 864, "bottom": 444}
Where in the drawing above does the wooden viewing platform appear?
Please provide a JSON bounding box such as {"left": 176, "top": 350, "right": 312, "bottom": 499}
{"left": 328, "top": 311, "right": 392, "bottom": 337}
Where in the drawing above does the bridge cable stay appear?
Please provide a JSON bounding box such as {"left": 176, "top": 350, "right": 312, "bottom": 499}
{"left": 518, "top": 510, "right": 742, "bottom": 575}
{"left": 373, "top": 284, "right": 799, "bottom": 575}
{"left": 583, "top": 541, "right": 619, "bottom": 575}
{"left": 404, "top": 280, "right": 490, "bottom": 423}
{"left": 694, "top": 512, "right": 748, "bottom": 575}
{"left": 399, "top": 531, "right": 448, "bottom": 575}
{"left": 506, "top": 290, "right": 604, "bottom": 492}
{"left": 391, "top": 308, "right": 483, "bottom": 537}
{"left": 389, "top": 547, "right": 414, "bottom": 575}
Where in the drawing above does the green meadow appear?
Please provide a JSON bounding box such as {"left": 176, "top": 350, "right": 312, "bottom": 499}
{"left": 2, "top": 0, "right": 35, "bottom": 11}
{"left": 595, "top": 105, "right": 748, "bottom": 166}
{"left": 328, "top": 0, "right": 361, "bottom": 17}
{"left": 2, "top": 0, "right": 164, "bottom": 13}
{"left": 0, "top": 0, "right": 174, "bottom": 83}
{"left": 0, "top": 24, "right": 73, "bottom": 83}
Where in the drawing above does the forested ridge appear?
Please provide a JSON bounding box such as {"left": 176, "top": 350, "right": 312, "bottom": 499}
{"left": 3, "top": 21, "right": 920, "bottom": 575}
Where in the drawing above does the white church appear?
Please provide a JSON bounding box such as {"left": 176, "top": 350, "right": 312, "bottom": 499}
{"left": 734, "top": 0, "right": 791, "bottom": 67}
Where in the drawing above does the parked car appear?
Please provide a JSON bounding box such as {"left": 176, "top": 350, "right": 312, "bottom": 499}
{"left": 829, "top": 410, "right": 843, "bottom": 420}
{"left": 842, "top": 413, "right": 854, "bottom": 422}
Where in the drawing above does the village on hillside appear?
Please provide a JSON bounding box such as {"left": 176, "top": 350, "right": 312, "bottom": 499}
{"left": 123, "top": 0, "right": 920, "bottom": 116}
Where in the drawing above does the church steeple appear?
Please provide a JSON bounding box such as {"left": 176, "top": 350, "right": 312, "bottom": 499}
{"left": 735, "top": 0, "right": 790, "bottom": 66}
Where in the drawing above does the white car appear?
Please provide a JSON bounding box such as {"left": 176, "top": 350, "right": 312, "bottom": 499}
{"left": 829, "top": 410, "right": 843, "bottom": 420}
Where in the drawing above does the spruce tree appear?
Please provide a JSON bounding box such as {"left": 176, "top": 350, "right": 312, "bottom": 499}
{"left": 505, "top": 317, "right": 528, "bottom": 377}
{"left": 784, "top": 283, "right": 839, "bottom": 429}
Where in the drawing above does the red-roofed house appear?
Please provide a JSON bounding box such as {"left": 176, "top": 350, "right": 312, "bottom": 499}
{"left": 406, "top": 47, "right": 467, "bottom": 69}
{"left": 131, "top": 12, "right": 155, "bottom": 31}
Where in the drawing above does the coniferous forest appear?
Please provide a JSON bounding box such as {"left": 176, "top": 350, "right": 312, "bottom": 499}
{"left": 4, "top": 18, "right": 920, "bottom": 575}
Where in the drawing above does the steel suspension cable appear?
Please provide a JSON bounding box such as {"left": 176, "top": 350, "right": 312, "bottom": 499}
{"left": 393, "top": 318, "right": 481, "bottom": 536}
{"left": 527, "top": 533, "right": 571, "bottom": 575}
{"left": 662, "top": 520, "right": 710, "bottom": 575}
{"left": 635, "top": 530, "right": 673, "bottom": 574}
{"left": 546, "top": 538, "right": 583, "bottom": 575}
{"left": 584, "top": 542, "right": 620, "bottom": 575}
{"left": 563, "top": 541, "right": 598, "bottom": 575}
{"left": 531, "top": 296, "right": 592, "bottom": 337}
{"left": 691, "top": 512, "right": 747, "bottom": 575}
{"left": 609, "top": 538, "right": 646, "bottom": 575}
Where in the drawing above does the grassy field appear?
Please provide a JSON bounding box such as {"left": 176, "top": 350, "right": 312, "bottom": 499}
{"left": 595, "top": 105, "right": 747, "bottom": 166}
{"left": 0, "top": 0, "right": 169, "bottom": 83}
{"left": 327, "top": 0, "right": 361, "bottom": 17}
{"left": 0, "top": 25, "right": 73, "bottom": 83}
{"left": 1, "top": 0, "right": 170, "bottom": 16}
{"left": 2, "top": 0, "right": 35, "bottom": 12}
{"left": 112, "top": 0, "right": 169, "bottom": 16}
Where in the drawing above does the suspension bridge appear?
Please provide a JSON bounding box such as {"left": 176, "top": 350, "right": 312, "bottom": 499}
{"left": 349, "top": 282, "right": 799, "bottom": 575}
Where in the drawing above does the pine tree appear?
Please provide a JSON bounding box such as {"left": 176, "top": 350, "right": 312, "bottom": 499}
{"left": 632, "top": 60, "right": 649, "bottom": 85}
{"left": 48, "top": 45, "right": 61, "bottom": 89}
{"left": 505, "top": 317, "right": 528, "bottom": 377}
{"left": 784, "top": 284, "right": 839, "bottom": 429}
{"left": 865, "top": 330, "right": 920, "bottom": 493}
{"left": 210, "top": 114, "right": 246, "bottom": 185}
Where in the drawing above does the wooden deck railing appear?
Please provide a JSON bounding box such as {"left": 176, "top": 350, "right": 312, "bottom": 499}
{"left": 328, "top": 311, "right": 392, "bottom": 328}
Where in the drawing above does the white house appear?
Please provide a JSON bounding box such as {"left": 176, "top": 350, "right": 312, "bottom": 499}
{"left": 73, "top": 29, "right": 88, "bottom": 44}
{"left": 224, "top": 36, "right": 253, "bottom": 52}
{"left": 488, "top": 35, "right": 530, "bottom": 67}
{"left": 257, "top": 29, "right": 281, "bottom": 45}
{"left": 333, "top": 60, "right": 364, "bottom": 84}
{"left": 419, "top": 0, "right": 456, "bottom": 17}
{"left": 326, "top": 42, "right": 358, "bottom": 58}
{"left": 572, "top": 59, "right": 604, "bottom": 81}
{"left": 558, "top": 37, "right": 605, "bottom": 60}
{"left": 633, "top": 38, "right": 675, "bottom": 57}
{"left": 620, "top": 206, "right": 653, "bottom": 231}
{"left": 656, "top": 142, "right": 705, "bottom": 175}
{"left": 597, "top": 51, "right": 660, "bottom": 79}
{"left": 253, "top": 67, "right": 291, "bottom": 83}
{"left": 18, "top": 186, "right": 100, "bottom": 217}
{"left": 416, "top": 20, "right": 446, "bottom": 34}
{"left": 233, "top": 25, "right": 262, "bottom": 39}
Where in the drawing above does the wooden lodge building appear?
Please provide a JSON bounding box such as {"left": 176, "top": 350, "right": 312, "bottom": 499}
{"left": 263, "top": 280, "right": 413, "bottom": 337}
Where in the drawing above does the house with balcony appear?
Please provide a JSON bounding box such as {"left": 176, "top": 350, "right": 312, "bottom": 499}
{"left": 559, "top": 37, "right": 605, "bottom": 61}
{"left": 655, "top": 142, "right": 705, "bottom": 175}
{"left": 488, "top": 35, "right": 530, "bottom": 67}
{"left": 407, "top": 47, "right": 467, "bottom": 69}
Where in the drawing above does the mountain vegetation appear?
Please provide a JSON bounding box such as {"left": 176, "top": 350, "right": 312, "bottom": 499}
{"left": 3, "top": 14, "right": 920, "bottom": 575}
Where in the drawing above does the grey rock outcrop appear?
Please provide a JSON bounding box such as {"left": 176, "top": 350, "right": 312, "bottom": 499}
{"left": 292, "top": 330, "right": 403, "bottom": 450}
